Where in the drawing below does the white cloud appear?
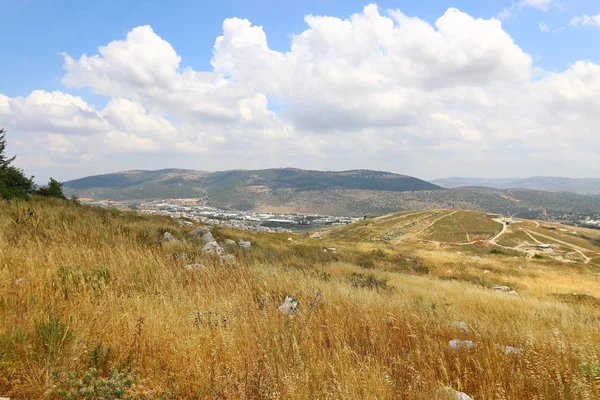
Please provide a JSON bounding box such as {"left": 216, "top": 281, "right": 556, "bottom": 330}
{"left": 570, "top": 14, "right": 600, "bottom": 28}
{"left": 538, "top": 22, "right": 549, "bottom": 32}
{"left": 1, "top": 4, "right": 600, "bottom": 181}
{"left": 520, "top": 0, "right": 555, "bottom": 11}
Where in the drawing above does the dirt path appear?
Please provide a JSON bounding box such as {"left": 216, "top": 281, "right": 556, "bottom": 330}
{"left": 489, "top": 219, "right": 508, "bottom": 245}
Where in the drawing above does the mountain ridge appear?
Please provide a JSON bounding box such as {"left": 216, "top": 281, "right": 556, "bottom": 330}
{"left": 432, "top": 176, "right": 600, "bottom": 195}
{"left": 63, "top": 168, "right": 600, "bottom": 218}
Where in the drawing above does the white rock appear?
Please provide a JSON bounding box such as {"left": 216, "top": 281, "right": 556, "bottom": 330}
{"left": 324, "top": 247, "right": 337, "bottom": 252}
{"left": 483, "top": 270, "right": 490, "bottom": 274}
{"left": 224, "top": 239, "right": 237, "bottom": 245}
{"left": 451, "top": 321, "right": 469, "bottom": 332}
{"left": 200, "top": 232, "right": 216, "bottom": 246}
{"left": 496, "top": 344, "right": 522, "bottom": 354}
{"left": 162, "top": 232, "right": 175, "bottom": 242}
{"left": 507, "top": 291, "right": 518, "bottom": 296}
{"left": 184, "top": 264, "right": 207, "bottom": 272}
{"left": 438, "top": 386, "right": 473, "bottom": 400}
{"left": 219, "top": 254, "right": 238, "bottom": 265}
{"left": 448, "top": 339, "right": 476, "bottom": 350}
{"left": 585, "top": 289, "right": 593, "bottom": 296}
{"left": 493, "top": 286, "right": 511, "bottom": 292}
{"left": 278, "top": 296, "right": 299, "bottom": 315}
{"left": 202, "top": 241, "right": 225, "bottom": 256}
{"left": 552, "top": 328, "right": 562, "bottom": 336}
{"left": 190, "top": 226, "right": 212, "bottom": 236}
{"left": 238, "top": 240, "right": 251, "bottom": 248}
{"left": 287, "top": 237, "right": 293, "bottom": 241}
{"left": 14, "top": 278, "right": 25, "bottom": 286}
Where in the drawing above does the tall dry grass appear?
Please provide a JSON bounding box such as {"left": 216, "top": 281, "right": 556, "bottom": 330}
{"left": 1, "top": 198, "right": 600, "bottom": 399}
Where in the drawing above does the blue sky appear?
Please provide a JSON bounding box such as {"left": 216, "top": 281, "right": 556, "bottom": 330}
{"left": 2, "top": 0, "right": 600, "bottom": 181}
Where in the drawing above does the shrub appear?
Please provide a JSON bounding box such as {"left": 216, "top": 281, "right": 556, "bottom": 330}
{"left": 47, "top": 367, "right": 136, "bottom": 400}
{"left": 348, "top": 273, "right": 389, "bottom": 291}
{"left": 34, "top": 314, "right": 72, "bottom": 363}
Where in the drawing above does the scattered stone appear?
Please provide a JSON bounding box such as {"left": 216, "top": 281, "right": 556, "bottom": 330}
{"left": 287, "top": 237, "right": 293, "bottom": 241}
{"left": 200, "top": 232, "right": 216, "bottom": 246}
{"left": 219, "top": 254, "right": 238, "bottom": 265}
{"left": 190, "top": 226, "right": 212, "bottom": 236}
{"left": 448, "top": 339, "right": 476, "bottom": 350}
{"left": 324, "top": 247, "right": 337, "bottom": 252}
{"left": 184, "top": 263, "right": 207, "bottom": 272}
{"left": 493, "top": 286, "right": 511, "bottom": 292}
{"left": 0, "top": 397, "right": 11, "bottom": 400}
{"left": 552, "top": 328, "right": 562, "bottom": 336}
{"left": 224, "top": 239, "right": 237, "bottom": 246}
{"left": 483, "top": 270, "right": 490, "bottom": 274}
{"left": 585, "top": 289, "right": 593, "bottom": 296}
{"left": 177, "top": 219, "right": 193, "bottom": 226}
{"left": 438, "top": 387, "right": 473, "bottom": 400}
{"left": 202, "top": 241, "right": 225, "bottom": 256}
{"left": 278, "top": 296, "right": 299, "bottom": 315}
{"left": 507, "top": 291, "right": 518, "bottom": 296}
{"left": 451, "top": 321, "right": 469, "bottom": 332}
{"left": 496, "top": 345, "right": 522, "bottom": 355}
{"left": 238, "top": 240, "right": 251, "bottom": 249}
{"left": 14, "top": 278, "right": 25, "bottom": 286}
{"left": 162, "top": 232, "right": 175, "bottom": 242}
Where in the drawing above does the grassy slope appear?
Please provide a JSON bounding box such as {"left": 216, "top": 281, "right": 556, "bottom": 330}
{"left": 421, "top": 211, "right": 502, "bottom": 243}
{"left": 3, "top": 200, "right": 600, "bottom": 398}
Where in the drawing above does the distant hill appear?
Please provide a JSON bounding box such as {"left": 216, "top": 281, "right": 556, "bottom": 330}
{"left": 431, "top": 176, "right": 600, "bottom": 195}
{"left": 64, "top": 168, "right": 600, "bottom": 218}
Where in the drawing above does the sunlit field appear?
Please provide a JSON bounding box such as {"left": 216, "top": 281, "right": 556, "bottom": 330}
{"left": 2, "top": 198, "right": 600, "bottom": 399}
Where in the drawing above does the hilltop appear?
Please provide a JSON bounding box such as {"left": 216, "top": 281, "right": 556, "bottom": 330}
{"left": 432, "top": 176, "right": 600, "bottom": 195}
{"left": 3, "top": 199, "right": 600, "bottom": 398}
{"left": 63, "top": 168, "right": 600, "bottom": 218}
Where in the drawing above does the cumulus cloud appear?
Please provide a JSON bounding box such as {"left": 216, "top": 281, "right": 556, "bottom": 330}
{"left": 1, "top": 4, "right": 600, "bottom": 181}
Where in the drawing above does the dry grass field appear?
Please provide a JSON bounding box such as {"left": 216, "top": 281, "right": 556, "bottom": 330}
{"left": 2, "top": 199, "right": 600, "bottom": 399}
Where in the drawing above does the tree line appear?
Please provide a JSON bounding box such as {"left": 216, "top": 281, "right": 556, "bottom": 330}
{"left": 0, "top": 128, "right": 66, "bottom": 200}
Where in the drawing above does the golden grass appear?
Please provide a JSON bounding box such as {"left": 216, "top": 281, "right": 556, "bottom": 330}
{"left": 2, "top": 199, "right": 600, "bottom": 398}
{"left": 421, "top": 211, "right": 502, "bottom": 243}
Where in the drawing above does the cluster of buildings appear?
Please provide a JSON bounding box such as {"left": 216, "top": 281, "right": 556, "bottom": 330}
{"left": 110, "top": 199, "right": 362, "bottom": 232}
{"left": 579, "top": 216, "right": 600, "bottom": 229}
{"left": 545, "top": 212, "right": 600, "bottom": 229}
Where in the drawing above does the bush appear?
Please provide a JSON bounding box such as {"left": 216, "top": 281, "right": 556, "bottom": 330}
{"left": 348, "top": 273, "right": 389, "bottom": 291}
{"left": 47, "top": 367, "right": 136, "bottom": 400}
{"left": 34, "top": 314, "right": 72, "bottom": 363}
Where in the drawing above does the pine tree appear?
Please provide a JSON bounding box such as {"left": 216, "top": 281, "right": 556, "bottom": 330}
{"left": 0, "top": 128, "right": 35, "bottom": 200}
{"left": 36, "top": 177, "right": 66, "bottom": 199}
{"left": 0, "top": 128, "right": 17, "bottom": 169}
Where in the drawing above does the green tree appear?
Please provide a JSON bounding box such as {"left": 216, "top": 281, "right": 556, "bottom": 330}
{"left": 36, "top": 177, "right": 66, "bottom": 199}
{"left": 0, "top": 128, "right": 35, "bottom": 200}
{"left": 0, "top": 128, "right": 16, "bottom": 169}
{"left": 0, "top": 167, "right": 35, "bottom": 200}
